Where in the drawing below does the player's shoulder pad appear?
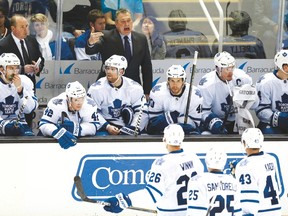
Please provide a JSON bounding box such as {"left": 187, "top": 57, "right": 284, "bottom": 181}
{"left": 48, "top": 92, "right": 66, "bottom": 107}
{"left": 198, "top": 71, "right": 217, "bottom": 87}
{"left": 256, "top": 72, "right": 275, "bottom": 85}
{"left": 19, "top": 74, "right": 34, "bottom": 88}
{"left": 89, "top": 78, "right": 105, "bottom": 89}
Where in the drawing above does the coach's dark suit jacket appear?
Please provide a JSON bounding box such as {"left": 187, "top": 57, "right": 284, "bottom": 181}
{"left": 0, "top": 34, "right": 44, "bottom": 83}
{"left": 85, "top": 29, "right": 152, "bottom": 95}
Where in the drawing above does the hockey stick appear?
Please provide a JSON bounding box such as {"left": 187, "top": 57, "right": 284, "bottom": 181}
{"left": 134, "top": 95, "right": 146, "bottom": 136}
{"left": 61, "top": 111, "right": 69, "bottom": 124}
{"left": 206, "top": 181, "right": 222, "bottom": 216}
{"left": 74, "top": 176, "right": 157, "bottom": 214}
{"left": 15, "top": 96, "right": 29, "bottom": 127}
{"left": 225, "top": 1, "right": 231, "bottom": 36}
{"left": 220, "top": 80, "right": 233, "bottom": 131}
{"left": 184, "top": 51, "right": 198, "bottom": 124}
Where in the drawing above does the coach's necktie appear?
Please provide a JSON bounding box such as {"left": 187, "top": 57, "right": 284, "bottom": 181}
{"left": 124, "top": 36, "right": 132, "bottom": 62}
{"left": 20, "top": 39, "right": 30, "bottom": 64}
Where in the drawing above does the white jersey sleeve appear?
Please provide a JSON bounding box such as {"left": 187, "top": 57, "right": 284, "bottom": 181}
{"left": 256, "top": 72, "right": 288, "bottom": 124}
{"left": 187, "top": 172, "right": 242, "bottom": 216}
{"left": 39, "top": 93, "right": 67, "bottom": 136}
{"left": 235, "top": 152, "right": 282, "bottom": 215}
{"left": 128, "top": 149, "right": 204, "bottom": 216}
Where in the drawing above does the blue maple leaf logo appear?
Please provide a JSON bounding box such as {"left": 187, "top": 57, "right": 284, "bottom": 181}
{"left": 198, "top": 77, "right": 207, "bottom": 86}
{"left": 195, "top": 88, "right": 202, "bottom": 98}
{"left": 257, "top": 75, "right": 265, "bottom": 84}
{"left": 108, "top": 99, "right": 123, "bottom": 118}
{"left": 52, "top": 99, "right": 64, "bottom": 106}
{"left": 275, "top": 93, "right": 288, "bottom": 112}
{"left": 151, "top": 85, "right": 161, "bottom": 93}
{"left": 220, "top": 95, "right": 234, "bottom": 114}
{"left": 0, "top": 95, "right": 18, "bottom": 117}
{"left": 155, "top": 158, "right": 165, "bottom": 166}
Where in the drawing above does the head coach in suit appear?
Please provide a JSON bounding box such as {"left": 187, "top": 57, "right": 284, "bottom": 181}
{"left": 0, "top": 14, "right": 44, "bottom": 127}
{"left": 85, "top": 8, "right": 152, "bottom": 98}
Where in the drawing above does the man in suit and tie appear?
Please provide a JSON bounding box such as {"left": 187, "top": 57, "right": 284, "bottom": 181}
{"left": 85, "top": 8, "right": 152, "bottom": 99}
{"left": 0, "top": 14, "right": 44, "bottom": 127}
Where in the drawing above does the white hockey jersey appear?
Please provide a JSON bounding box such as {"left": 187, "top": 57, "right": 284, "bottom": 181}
{"left": 256, "top": 71, "right": 288, "bottom": 124}
{"left": 39, "top": 92, "right": 106, "bottom": 136}
{"left": 198, "top": 68, "right": 252, "bottom": 123}
{"left": 87, "top": 76, "right": 148, "bottom": 130}
{"left": 149, "top": 81, "right": 203, "bottom": 126}
{"left": 235, "top": 152, "right": 282, "bottom": 216}
{"left": 186, "top": 172, "right": 242, "bottom": 216}
{"left": 0, "top": 75, "right": 38, "bottom": 123}
{"left": 128, "top": 149, "right": 204, "bottom": 216}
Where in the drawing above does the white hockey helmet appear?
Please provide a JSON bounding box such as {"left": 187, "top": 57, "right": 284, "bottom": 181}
{"left": 241, "top": 128, "right": 264, "bottom": 149}
{"left": 163, "top": 124, "right": 184, "bottom": 146}
{"left": 205, "top": 147, "right": 227, "bottom": 170}
{"left": 214, "top": 51, "right": 236, "bottom": 69}
{"left": 0, "top": 53, "right": 20, "bottom": 70}
{"left": 66, "top": 81, "right": 86, "bottom": 98}
{"left": 105, "top": 55, "right": 128, "bottom": 71}
{"left": 274, "top": 50, "right": 288, "bottom": 71}
{"left": 166, "top": 65, "right": 186, "bottom": 80}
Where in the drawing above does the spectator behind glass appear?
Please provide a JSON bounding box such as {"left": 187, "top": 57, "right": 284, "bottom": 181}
{"left": 30, "top": 13, "right": 74, "bottom": 60}
{"left": 101, "top": 0, "right": 143, "bottom": 30}
{"left": 138, "top": 16, "right": 166, "bottom": 60}
{"left": 212, "top": 10, "right": 266, "bottom": 59}
{"left": 0, "top": 7, "right": 10, "bottom": 40}
{"left": 62, "top": 0, "right": 101, "bottom": 39}
{"left": 8, "top": 0, "right": 57, "bottom": 25}
{"left": 163, "top": 9, "right": 212, "bottom": 59}
{"left": 75, "top": 9, "right": 105, "bottom": 60}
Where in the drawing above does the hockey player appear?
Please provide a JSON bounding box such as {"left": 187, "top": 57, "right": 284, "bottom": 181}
{"left": 212, "top": 10, "right": 266, "bottom": 59}
{"left": 103, "top": 124, "right": 204, "bottom": 215}
{"left": 0, "top": 53, "right": 37, "bottom": 136}
{"left": 87, "top": 54, "right": 147, "bottom": 136}
{"left": 163, "top": 9, "right": 211, "bottom": 59}
{"left": 187, "top": 147, "right": 242, "bottom": 216}
{"left": 256, "top": 49, "right": 288, "bottom": 134}
{"left": 146, "top": 64, "right": 203, "bottom": 135}
{"left": 235, "top": 128, "right": 282, "bottom": 215}
{"left": 198, "top": 51, "right": 257, "bottom": 134}
{"left": 39, "top": 81, "right": 107, "bottom": 149}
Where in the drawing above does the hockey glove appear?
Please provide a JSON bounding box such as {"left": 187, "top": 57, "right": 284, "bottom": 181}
{"left": 166, "top": 111, "right": 179, "bottom": 123}
{"left": 271, "top": 111, "right": 288, "bottom": 129}
{"left": 146, "top": 111, "right": 179, "bottom": 135}
{"left": 120, "top": 125, "right": 136, "bottom": 136}
{"left": 122, "top": 106, "right": 134, "bottom": 125}
{"left": 52, "top": 128, "right": 77, "bottom": 149}
{"left": 204, "top": 113, "right": 228, "bottom": 134}
{"left": 0, "top": 120, "right": 22, "bottom": 136}
{"left": 59, "top": 119, "right": 81, "bottom": 137}
{"left": 103, "top": 193, "right": 132, "bottom": 213}
{"left": 178, "top": 123, "right": 201, "bottom": 135}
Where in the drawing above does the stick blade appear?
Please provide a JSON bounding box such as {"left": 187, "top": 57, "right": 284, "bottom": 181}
{"left": 74, "top": 176, "right": 88, "bottom": 200}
